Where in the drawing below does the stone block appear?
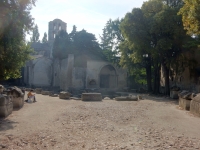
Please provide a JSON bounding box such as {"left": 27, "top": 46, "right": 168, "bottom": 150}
{"left": 0, "top": 95, "right": 10, "bottom": 106}
{"left": 59, "top": 91, "right": 70, "bottom": 99}
{"left": 81, "top": 93, "right": 102, "bottom": 101}
{"left": 8, "top": 87, "right": 24, "bottom": 109}
{"left": 13, "top": 96, "right": 24, "bottom": 109}
{"left": 35, "top": 88, "right": 42, "bottom": 94}
{"left": 178, "top": 90, "right": 190, "bottom": 99}
{"left": 179, "top": 97, "right": 191, "bottom": 110}
{"left": 0, "top": 85, "right": 4, "bottom": 94}
{"left": 192, "top": 93, "right": 200, "bottom": 102}
{"left": 190, "top": 100, "right": 200, "bottom": 117}
{"left": 0, "top": 95, "right": 13, "bottom": 118}
{"left": 115, "top": 96, "right": 138, "bottom": 101}
{"left": 10, "top": 86, "right": 24, "bottom": 97}
{"left": 41, "top": 91, "right": 50, "bottom": 95}
{"left": 190, "top": 93, "right": 200, "bottom": 116}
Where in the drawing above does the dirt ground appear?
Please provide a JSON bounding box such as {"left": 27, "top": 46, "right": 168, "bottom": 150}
{"left": 0, "top": 92, "right": 200, "bottom": 150}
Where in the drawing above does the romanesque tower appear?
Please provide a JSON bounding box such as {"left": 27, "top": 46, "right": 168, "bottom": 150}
{"left": 48, "top": 19, "right": 67, "bottom": 57}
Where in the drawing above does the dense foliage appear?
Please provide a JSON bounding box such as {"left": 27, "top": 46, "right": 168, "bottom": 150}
{"left": 42, "top": 32, "right": 48, "bottom": 43}
{"left": 52, "top": 28, "right": 105, "bottom": 60}
{"left": 30, "top": 24, "right": 40, "bottom": 42}
{"left": 0, "top": 0, "right": 36, "bottom": 80}
{"left": 179, "top": 0, "right": 200, "bottom": 35}
{"left": 101, "top": 0, "right": 199, "bottom": 94}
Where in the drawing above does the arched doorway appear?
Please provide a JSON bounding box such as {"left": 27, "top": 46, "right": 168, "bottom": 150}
{"left": 99, "top": 65, "right": 117, "bottom": 88}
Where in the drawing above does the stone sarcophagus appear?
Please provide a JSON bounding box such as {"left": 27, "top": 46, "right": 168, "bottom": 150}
{"left": 190, "top": 94, "right": 200, "bottom": 117}
{"left": 178, "top": 91, "right": 194, "bottom": 111}
{"left": 81, "top": 93, "right": 102, "bottom": 101}
{"left": 7, "top": 86, "right": 24, "bottom": 109}
{"left": 59, "top": 91, "right": 71, "bottom": 99}
{"left": 0, "top": 95, "right": 13, "bottom": 117}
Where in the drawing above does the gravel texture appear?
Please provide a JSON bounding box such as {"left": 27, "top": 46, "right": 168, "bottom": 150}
{"left": 0, "top": 93, "right": 200, "bottom": 150}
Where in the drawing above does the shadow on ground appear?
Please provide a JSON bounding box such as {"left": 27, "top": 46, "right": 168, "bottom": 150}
{"left": 142, "top": 94, "right": 179, "bottom": 105}
{"left": 0, "top": 118, "right": 18, "bottom": 132}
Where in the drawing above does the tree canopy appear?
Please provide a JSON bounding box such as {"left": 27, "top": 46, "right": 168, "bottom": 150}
{"left": 52, "top": 30, "right": 71, "bottom": 59}
{"left": 30, "top": 24, "right": 40, "bottom": 42}
{"left": 42, "top": 32, "right": 48, "bottom": 43}
{"left": 101, "top": 0, "right": 198, "bottom": 94}
{"left": 100, "top": 19, "right": 123, "bottom": 64}
{"left": 178, "top": 0, "right": 200, "bottom": 35}
{"left": 52, "top": 28, "right": 105, "bottom": 60}
{"left": 0, "top": 0, "right": 36, "bottom": 80}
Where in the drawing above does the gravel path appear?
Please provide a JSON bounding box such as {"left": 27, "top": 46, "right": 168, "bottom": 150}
{"left": 0, "top": 93, "right": 200, "bottom": 150}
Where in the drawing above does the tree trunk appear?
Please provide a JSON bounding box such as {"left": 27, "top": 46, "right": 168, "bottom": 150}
{"left": 153, "top": 62, "right": 160, "bottom": 94}
{"left": 146, "top": 59, "right": 152, "bottom": 92}
{"left": 162, "top": 63, "right": 170, "bottom": 95}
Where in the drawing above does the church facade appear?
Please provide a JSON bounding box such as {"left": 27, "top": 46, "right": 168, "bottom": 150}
{"left": 23, "top": 19, "right": 127, "bottom": 91}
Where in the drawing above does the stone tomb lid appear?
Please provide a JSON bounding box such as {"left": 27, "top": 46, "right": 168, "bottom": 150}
{"left": 192, "top": 93, "right": 200, "bottom": 102}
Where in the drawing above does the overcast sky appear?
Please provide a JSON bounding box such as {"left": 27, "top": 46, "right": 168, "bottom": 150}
{"left": 29, "top": 0, "right": 146, "bottom": 42}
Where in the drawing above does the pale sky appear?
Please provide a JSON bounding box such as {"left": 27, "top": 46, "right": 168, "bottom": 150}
{"left": 29, "top": 0, "right": 146, "bottom": 42}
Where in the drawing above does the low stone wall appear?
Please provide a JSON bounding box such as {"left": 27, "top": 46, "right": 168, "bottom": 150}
{"left": 0, "top": 95, "right": 13, "bottom": 117}
{"left": 59, "top": 91, "right": 70, "bottom": 99}
{"left": 81, "top": 93, "right": 102, "bottom": 101}
{"left": 190, "top": 94, "right": 200, "bottom": 116}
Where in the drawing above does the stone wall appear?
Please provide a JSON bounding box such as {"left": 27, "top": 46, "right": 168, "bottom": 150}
{"left": 24, "top": 54, "right": 127, "bottom": 91}
{"left": 53, "top": 55, "right": 74, "bottom": 91}
{"left": 24, "top": 57, "right": 52, "bottom": 87}
{"left": 32, "top": 58, "right": 52, "bottom": 87}
{"left": 59, "top": 58, "right": 69, "bottom": 91}
{"left": 87, "top": 60, "right": 127, "bottom": 89}
{"left": 72, "top": 67, "right": 86, "bottom": 89}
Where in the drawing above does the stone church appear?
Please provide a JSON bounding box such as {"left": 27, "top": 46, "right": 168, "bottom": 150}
{"left": 23, "top": 19, "right": 127, "bottom": 92}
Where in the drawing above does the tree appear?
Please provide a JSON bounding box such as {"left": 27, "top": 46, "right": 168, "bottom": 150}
{"left": 120, "top": 0, "right": 197, "bottom": 95}
{"left": 30, "top": 24, "right": 40, "bottom": 42}
{"left": 52, "top": 30, "right": 71, "bottom": 60}
{"left": 69, "top": 25, "right": 77, "bottom": 41}
{"left": 178, "top": 0, "right": 200, "bottom": 35}
{"left": 0, "top": 0, "right": 35, "bottom": 80}
{"left": 100, "top": 19, "right": 123, "bottom": 64}
{"left": 42, "top": 32, "right": 48, "bottom": 43}
{"left": 120, "top": 8, "right": 153, "bottom": 92}
{"left": 73, "top": 29, "right": 104, "bottom": 58}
